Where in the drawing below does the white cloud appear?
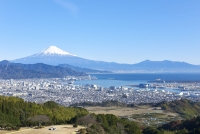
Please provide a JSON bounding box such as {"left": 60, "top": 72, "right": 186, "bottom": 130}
{"left": 54, "top": 0, "right": 78, "bottom": 15}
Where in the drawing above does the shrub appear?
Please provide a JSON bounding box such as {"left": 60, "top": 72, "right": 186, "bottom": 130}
{"left": 73, "top": 124, "right": 78, "bottom": 128}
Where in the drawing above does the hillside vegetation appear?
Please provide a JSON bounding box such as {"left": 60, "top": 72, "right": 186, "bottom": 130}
{"left": 76, "top": 114, "right": 142, "bottom": 134}
{"left": 2, "top": 96, "right": 200, "bottom": 133}
{"left": 155, "top": 99, "right": 200, "bottom": 119}
{"left": 0, "top": 96, "right": 142, "bottom": 133}
{"left": 71, "top": 100, "right": 133, "bottom": 107}
{"left": 160, "top": 116, "right": 200, "bottom": 133}
{"left": 0, "top": 96, "right": 88, "bottom": 127}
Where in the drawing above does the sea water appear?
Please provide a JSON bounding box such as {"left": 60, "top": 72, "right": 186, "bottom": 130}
{"left": 74, "top": 73, "right": 200, "bottom": 93}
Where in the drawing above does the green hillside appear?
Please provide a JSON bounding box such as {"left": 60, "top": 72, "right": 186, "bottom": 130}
{"left": 0, "top": 96, "right": 88, "bottom": 127}
{"left": 0, "top": 96, "right": 142, "bottom": 133}
{"left": 76, "top": 114, "right": 142, "bottom": 134}
{"left": 2, "top": 96, "right": 200, "bottom": 134}
{"left": 156, "top": 99, "right": 200, "bottom": 119}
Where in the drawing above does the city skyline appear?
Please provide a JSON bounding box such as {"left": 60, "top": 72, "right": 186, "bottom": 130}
{"left": 0, "top": 0, "right": 200, "bottom": 64}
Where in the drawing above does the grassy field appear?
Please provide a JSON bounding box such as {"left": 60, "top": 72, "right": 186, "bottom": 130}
{"left": 85, "top": 106, "right": 181, "bottom": 127}
{"left": 0, "top": 125, "right": 84, "bottom": 134}
{"left": 85, "top": 106, "right": 165, "bottom": 116}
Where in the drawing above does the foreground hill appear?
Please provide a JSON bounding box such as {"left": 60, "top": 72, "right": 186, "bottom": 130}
{"left": 155, "top": 99, "right": 200, "bottom": 119}
{"left": 73, "top": 99, "right": 200, "bottom": 134}
{"left": 0, "top": 96, "right": 88, "bottom": 127}
{"left": 2, "top": 96, "right": 200, "bottom": 133}
{"left": 159, "top": 116, "right": 200, "bottom": 133}
{"left": 12, "top": 46, "right": 200, "bottom": 72}
{"left": 0, "top": 96, "right": 142, "bottom": 134}
{"left": 0, "top": 60, "right": 86, "bottom": 79}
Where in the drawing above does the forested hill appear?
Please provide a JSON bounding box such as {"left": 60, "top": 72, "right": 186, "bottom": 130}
{"left": 2, "top": 96, "right": 200, "bottom": 133}
{"left": 0, "top": 96, "right": 142, "bottom": 133}
{"left": 0, "top": 96, "right": 88, "bottom": 126}
{"left": 155, "top": 99, "right": 200, "bottom": 119}
{"left": 0, "top": 60, "right": 86, "bottom": 79}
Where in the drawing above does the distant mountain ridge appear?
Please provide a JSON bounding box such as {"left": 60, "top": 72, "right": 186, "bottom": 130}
{"left": 0, "top": 60, "right": 86, "bottom": 79}
{"left": 12, "top": 46, "right": 200, "bottom": 72}
{"left": 58, "top": 64, "right": 111, "bottom": 73}
{"left": 131, "top": 60, "right": 200, "bottom": 72}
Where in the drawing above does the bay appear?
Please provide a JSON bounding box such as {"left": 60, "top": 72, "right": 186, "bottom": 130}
{"left": 74, "top": 73, "right": 200, "bottom": 93}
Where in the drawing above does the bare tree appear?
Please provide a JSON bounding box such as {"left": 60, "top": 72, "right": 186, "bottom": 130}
{"left": 29, "top": 115, "right": 50, "bottom": 127}
{"left": 76, "top": 114, "right": 97, "bottom": 127}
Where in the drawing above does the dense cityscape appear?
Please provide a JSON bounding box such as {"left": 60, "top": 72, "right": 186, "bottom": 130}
{"left": 1, "top": 76, "right": 200, "bottom": 107}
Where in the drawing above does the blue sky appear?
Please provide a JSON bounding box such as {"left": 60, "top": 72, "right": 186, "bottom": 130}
{"left": 0, "top": 0, "right": 200, "bottom": 64}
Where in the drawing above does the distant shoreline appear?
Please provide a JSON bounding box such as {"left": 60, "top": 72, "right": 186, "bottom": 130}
{"left": 148, "top": 80, "right": 200, "bottom": 83}
{"left": 89, "top": 72, "right": 200, "bottom": 74}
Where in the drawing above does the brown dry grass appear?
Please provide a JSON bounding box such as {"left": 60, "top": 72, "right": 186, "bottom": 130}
{"left": 0, "top": 125, "right": 84, "bottom": 134}
{"left": 85, "top": 106, "right": 176, "bottom": 117}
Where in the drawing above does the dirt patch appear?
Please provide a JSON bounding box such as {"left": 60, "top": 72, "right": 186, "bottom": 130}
{"left": 0, "top": 125, "right": 85, "bottom": 134}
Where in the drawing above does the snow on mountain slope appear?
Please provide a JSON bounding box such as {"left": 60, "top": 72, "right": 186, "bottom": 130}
{"left": 35, "top": 46, "right": 76, "bottom": 56}
{"left": 12, "top": 46, "right": 91, "bottom": 66}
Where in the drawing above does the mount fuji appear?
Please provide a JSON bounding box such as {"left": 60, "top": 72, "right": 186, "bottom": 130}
{"left": 13, "top": 46, "right": 84, "bottom": 65}
{"left": 35, "top": 46, "right": 77, "bottom": 56}
{"left": 12, "top": 46, "right": 200, "bottom": 72}
{"left": 12, "top": 46, "right": 122, "bottom": 70}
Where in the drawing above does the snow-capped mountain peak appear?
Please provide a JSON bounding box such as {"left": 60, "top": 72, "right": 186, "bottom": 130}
{"left": 37, "top": 46, "right": 76, "bottom": 56}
